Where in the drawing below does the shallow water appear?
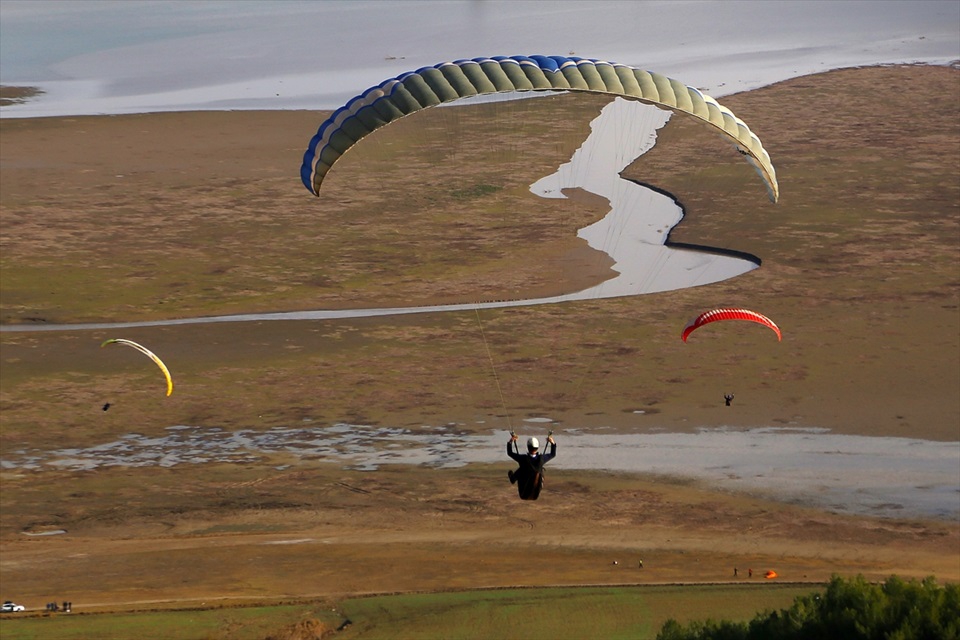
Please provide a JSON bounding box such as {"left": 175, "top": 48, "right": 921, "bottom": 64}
{"left": 1, "top": 1, "right": 956, "bottom": 117}
{"left": 3, "top": 423, "right": 956, "bottom": 521}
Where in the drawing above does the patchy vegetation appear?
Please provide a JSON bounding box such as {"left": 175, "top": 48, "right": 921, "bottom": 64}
{"left": 0, "top": 85, "right": 44, "bottom": 106}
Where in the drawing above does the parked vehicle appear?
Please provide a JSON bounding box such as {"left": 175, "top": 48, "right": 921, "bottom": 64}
{"left": 1, "top": 601, "right": 25, "bottom": 612}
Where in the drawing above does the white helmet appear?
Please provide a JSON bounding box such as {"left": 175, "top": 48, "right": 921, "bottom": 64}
{"left": 527, "top": 437, "right": 539, "bottom": 451}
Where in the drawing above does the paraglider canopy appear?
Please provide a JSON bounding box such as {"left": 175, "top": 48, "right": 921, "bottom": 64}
{"left": 100, "top": 338, "right": 174, "bottom": 396}
{"left": 681, "top": 308, "right": 782, "bottom": 342}
{"left": 301, "top": 55, "right": 779, "bottom": 202}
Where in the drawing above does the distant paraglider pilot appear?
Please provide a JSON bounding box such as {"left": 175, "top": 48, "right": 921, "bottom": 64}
{"left": 507, "top": 433, "right": 556, "bottom": 500}
{"left": 724, "top": 393, "right": 735, "bottom": 406}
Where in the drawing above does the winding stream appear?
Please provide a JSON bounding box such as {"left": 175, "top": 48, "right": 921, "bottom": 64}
{"left": 1, "top": 99, "right": 758, "bottom": 333}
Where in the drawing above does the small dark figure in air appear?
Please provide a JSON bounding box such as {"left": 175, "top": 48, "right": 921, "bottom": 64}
{"left": 724, "top": 393, "right": 735, "bottom": 407}
{"left": 102, "top": 403, "right": 111, "bottom": 411}
{"left": 507, "top": 433, "right": 556, "bottom": 500}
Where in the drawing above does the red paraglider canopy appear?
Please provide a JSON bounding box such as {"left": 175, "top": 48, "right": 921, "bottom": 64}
{"left": 681, "top": 308, "right": 782, "bottom": 342}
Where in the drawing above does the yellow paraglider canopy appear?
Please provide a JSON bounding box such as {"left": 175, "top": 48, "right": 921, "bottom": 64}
{"left": 100, "top": 338, "right": 174, "bottom": 396}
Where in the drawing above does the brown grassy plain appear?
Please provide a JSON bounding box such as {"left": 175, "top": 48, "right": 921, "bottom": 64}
{"left": 0, "top": 66, "right": 958, "bottom": 616}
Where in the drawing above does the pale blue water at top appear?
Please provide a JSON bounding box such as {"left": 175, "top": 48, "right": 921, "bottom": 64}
{"left": 1, "top": 0, "right": 957, "bottom": 117}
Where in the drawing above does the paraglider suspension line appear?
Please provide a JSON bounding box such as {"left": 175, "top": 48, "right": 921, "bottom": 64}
{"left": 475, "top": 307, "right": 512, "bottom": 432}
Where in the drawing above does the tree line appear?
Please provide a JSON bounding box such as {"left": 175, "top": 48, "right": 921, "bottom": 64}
{"left": 658, "top": 575, "right": 959, "bottom": 640}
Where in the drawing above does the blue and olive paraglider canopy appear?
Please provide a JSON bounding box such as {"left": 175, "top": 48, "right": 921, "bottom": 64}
{"left": 300, "top": 55, "right": 778, "bottom": 202}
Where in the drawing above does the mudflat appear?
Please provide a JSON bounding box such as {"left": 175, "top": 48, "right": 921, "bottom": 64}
{"left": 0, "top": 65, "right": 957, "bottom": 611}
